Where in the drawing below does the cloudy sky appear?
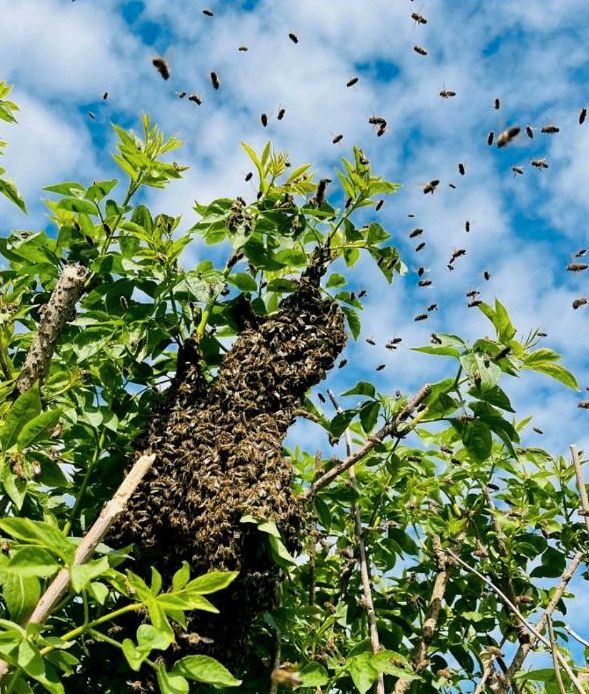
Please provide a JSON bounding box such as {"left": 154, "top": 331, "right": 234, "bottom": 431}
{"left": 1, "top": 1, "right": 589, "bottom": 458}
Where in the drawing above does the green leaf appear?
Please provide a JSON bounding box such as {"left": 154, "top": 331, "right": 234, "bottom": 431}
{"left": 171, "top": 655, "right": 242, "bottom": 688}
{"left": 57, "top": 197, "right": 99, "bottom": 215}
{"left": 0, "top": 518, "right": 74, "bottom": 564}
{"left": 371, "top": 651, "right": 420, "bottom": 681}
{"left": 44, "top": 182, "right": 85, "bottom": 196}
{"left": 6, "top": 547, "right": 60, "bottom": 578}
{"left": 347, "top": 653, "right": 378, "bottom": 694}
{"left": 157, "top": 665, "right": 190, "bottom": 694}
{"left": 494, "top": 299, "right": 516, "bottom": 343}
{"left": 16, "top": 409, "right": 61, "bottom": 450}
{"left": 85, "top": 179, "right": 118, "bottom": 201}
{"left": 185, "top": 571, "right": 238, "bottom": 596}
{"left": 70, "top": 556, "right": 109, "bottom": 592}
{"left": 0, "top": 178, "right": 26, "bottom": 213}
{"left": 326, "top": 273, "right": 346, "bottom": 288}
{"left": 522, "top": 360, "right": 578, "bottom": 390}
{"left": 122, "top": 639, "right": 146, "bottom": 672}
{"left": 359, "top": 401, "right": 379, "bottom": 433}
{"left": 330, "top": 409, "right": 357, "bottom": 437}
{"left": 458, "top": 420, "right": 492, "bottom": 462}
{"left": 172, "top": 562, "right": 191, "bottom": 591}
{"left": 342, "top": 381, "right": 376, "bottom": 398}
{"left": 0, "top": 385, "right": 42, "bottom": 450}
{"left": 299, "top": 662, "right": 329, "bottom": 687}
{"left": 3, "top": 574, "right": 40, "bottom": 623}
{"left": 228, "top": 273, "right": 257, "bottom": 292}
{"left": 342, "top": 306, "right": 361, "bottom": 340}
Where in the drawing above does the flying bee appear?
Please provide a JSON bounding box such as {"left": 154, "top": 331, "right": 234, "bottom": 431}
{"left": 466, "top": 289, "right": 479, "bottom": 298}
{"left": 512, "top": 165, "right": 524, "bottom": 176}
{"left": 449, "top": 248, "right": 466, "bottom": 264}
{"left": 440, "top": 445, "right": 453, "bottom": 454}
{"left": 88, "top": 111, "right": 96, "bottom": 120}
{"left": 487, "top": 131, "right": 494, "bottom": 145}
{"left": 526, "top": 125, "right": 534, "bottom": 138}
{"left": 537, "top": 331, "right": 548, "bottom": 337}
{"left": 494, "top": 97, "right": 501, "bottom": 110}
{"left": 177, "top": 91, "right": 187, "bottom": 98}
{"left": 188, "top": 94, "right": 202, "bottom": 104}
{"left": 531, "top": 158, "right": 548, "bottom": 169}
{"left": 347, "top": 77, "right": 359, "bottom": 87}
{"left": 314, "top": 178, "right": 331, "bottom": 205}
{"left": 468, "top": 299, "right": 482, "bottom": 307}
{"left": 271, "top": 668, "right": 302, "bottom": 689}
{"left": 390, "top": 337, "right": 402, "bottom": 344}
{"left": 458, "top": 162, "right": 465, "bottom": 175}
{"left": 332, "top": 134, "right": 343, "bottom": 144}
{"left": 102, "top": 92, "right": 109, "bottom": 100}
{"left": 203, "top": 9, "right": 214, "bottom": 16}
{"left": 368, "top": 116, "right": 386, "bottom": 126}
{"left": 418, "top": 278, "right": 432, "bottom": 287}
{"left": 431, "top": 333, "right": 442, "bottom": 344}
{"left": 423, "top": 179, "right": 440, "bottom": 194}
{"left": 377, "top": 122, "right": 386, "bottom": 136}
{"left": 317, "top": 392, "right": 326, "bottom": 404}
{"left": 238, "top": 45, "right": 248, "bottom": 51}
{"left": 376, "top": 199, "right": 384, "bottom": 211}
{"left": 483, "top": 270, "right": 491, "bottom": 280}
{"left": 261, "top": 113, "right": 268, "bottom": 127}
{"left": 245, "top": 172, "right": 253, "bottom": 182}
{"left": 288, "top": 32, "right": 299, "bottom": 43}
{"left": 580, "top": 108, "right": 587, "bottom": 125}
{"left": 578, "top": 400, "right": 589, "bottom": 409}
{"left": 414, "top": 313, "right": 428, "bottom": 321}
{"left": 573, "top": 297, "right": 588, "bottom": 309}
{"left": 366, "top": 338, "right": 376, "bottom": 345}
{"left": 448, "top": 183, "right": 457, "bottom": 189}
{"left": 465, "top": 220, "right": 471, "bottom": 232}
{"left": 415, "top": 241, "right": 426, "bottom": 252}
{"left": 533, "top": 427, "right": 544, "bottom": 434}
{"left": 541, "top": 124, "right": 559, "bottom": 134}
{"left": 440, "top": 88, "right": 456, "bottom": 98}
{"left": 376, "top": 364, "right": 386, "bottom": 371}
{"left": 338, "top": 359, "right": 348, "bottom": 369}
{"left": 413, "top": 45, "right": 428, "bottom": 56}
{"left": 408, "top": 212, "right": 415, "bottom": 218}
{"left": 417, "top": 266, "right": 426, "bottom": 277}
{"left": 575, "top": 249, "right": 587, "bottom": 257}
{"left": 497, "top": 126, "right": 520, "bottom": 147}
{"left": 411, "top": 11, "right": 427, "bottom": 24}
{"left": 210, "top": 71, "right": 220, "bottom": 89}
{"left": 427, "top": 303, "right": 438, "bottom": 311}
{"left": 152, "top": 57, "right": 170, "bottom": 80}
{"left": 493, "top": 346, "right": 511, "bottom": 361}
{"left": 567, "top": 263, "right": 588, "bottom": 272}
{"left": 277, "top": 107, "right": 286, "bottom": 120}
{"left": 409, "top": 227, "right": 424, "bottom": 238}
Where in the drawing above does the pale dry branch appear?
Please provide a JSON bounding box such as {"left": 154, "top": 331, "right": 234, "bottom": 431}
{"left": 564, "top": 623, "right": 589, "bottom": 649}
{"left": 16, "top": 263, "right": 88, "bottom": 393}
{"left": 0, "top": 453, "right": 156, "bottom": 680}
{"left": 570, "top": 444, "right": 589, "bottom": 539}
{"left": 547, "top": 616, "right": 567, "bottom": 694}
{"left": 306, "top": 383, "right": 431, "bottom": 497}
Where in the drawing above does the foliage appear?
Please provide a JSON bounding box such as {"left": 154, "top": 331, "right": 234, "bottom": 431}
{"left": 0, "top": 83, "right": 587, "bottom": 693}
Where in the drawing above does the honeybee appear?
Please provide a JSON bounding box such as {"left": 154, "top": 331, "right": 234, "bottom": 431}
{"left": 493, "top": 346, "right": 511, "bottom": 361}
{"left": 277, "top": 107, "right": 286, "bottom": 120}
{"left": 409, "top": 227, "right": 424, "bottom": 238}
{"left": 415, "top": 241, "right": 426, "bottom": 252}
{"left": 368, "top": 116, "right": 386, "bottom": 125}
{"left": 449, "top": 248, "right": 466, "bottom": 263}
{"left": 188, "top": 94, "right": 202, "bottom": 105}
{"left": 338, "top": 359, "right": 347, "bottom": 369}
{"left": 448, "top": 183, "right": 457, "bottom": 189}
{"left": 271, "top": 668, "right": 302, "bottom": 689}
{"left": 531, "top": 158, "right": 548, "bottom": 169}
{"left": 414, "top": 313, "right": 428, "bottom": 321}
{"left": 440, "top": 89, "right": 456, "bottom": 98}
{"left": 578, "top": 401, "right": 589, "bottom": 409}
{"left": 567, "top": 263, "right": 588, "bottom": 272}
{"left": 431, "top": 333, "right": 442, "bottom": 344}
{"left": 423, "top": 179, "right": 440, "bottom": 194}
{"left": 458, "top": 163, "right": 465, "bottom": 175}
{"left": 468, "top": 299, "right": 482, "bottom": 307}
{"left": 466, "top": 289, "right": 479, "bottom": 298}
{"left": 417, "top": 266, "right": 426, "bottom": 276}
{"left": 318, "top": 392, "right": 326, "bottom": 404}
{"left": 494, "top": 97, "right": 501, "bottom": 110}
{"left": 332, "top": 134, "right": 343, "bottom": 143}
{"left": 483, "top": 270, "right": 491, "bottom": 280}
{"left": 575, "top": 249, "right": 587, "bottom": 257}
{"left": 152, "top": 57, "right": 170, "bottom": 80}
{"left": 512, "top": 165, "right": 524, "bottom": 176}
{"left": 526, "top": 125, "right": 534, "bottom": 138}
{"left": 376, "top": 364, "right": 386, "bottom": 371}
{"left": 377, "top": 122, "right": 386, "bottom": 136}
{"left": 238, "top": 46, "right": 248, "bottom": 52}
{"left": 573, "top": 297, "right": 588, "bottom": 309}
{"left": 366, "top": 338, "right": 376, "bottom": 345}
{"left": 347, "top": 77, "right": 359, "bottom": 87}
{"left": 411, "top": 11, "right": 427, "bottom": 24}
{"left": 210, "top": 71, "right": 220, "bottom": 89}
{"left": 314, "top": 178, "right": 331, "bottom": 206}
{"left": 261, "top": 113, "right": 268, "bottom": 127}
{"left": 580, "top": 108, "right": 587, "bottom": 125}
{"left": 375, "top": 199, "right": 384, "bottom": 211}
{"left": 497, "top": 126, "right": 520, "bottom": 148}
{"left": 413, "top": 45, "right": 428, "bottom": 55}
{"left": 408, "top": 212, "right": 415, "bottom": 217}
{"left": 88, "top": 112, "right": 96, "bottom": 120}
{"left": 177, "top": 91, "right": 187, "bottom": 98}
{"left": 427, "top": 303, "right": 438, "bottom": 312}
{"left": 465, "top": 220, "right": 471, "bottom": 232}
{"left": 203, "top": 9, "right": 214, "bottom": 16}
{"left": 537, "top": 331, "right": 548, "bottom": 337}
{"left": 418, "top": 278, "right": 432, "bottom": 287}
{"left": 487, "top": 131, "right": 494, "bottom": 145}
{"left": 245, "top": 172, "right": 253, "bottom": 182}
{"left": 541, "top": 124, "right": 559, "bottom": 134}
{"left": 288, "top": 33, "right": 299, "bottom": 43}
{"left": 533, "top": 427, "right": 544, "bottom": 434}
{"left": 102, "top": 92, "right": 109, "bottom": 100}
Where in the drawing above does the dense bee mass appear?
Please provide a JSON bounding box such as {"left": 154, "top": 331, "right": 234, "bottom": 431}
{"left": 85, "top": 272, "right": 346, "bottom": 688}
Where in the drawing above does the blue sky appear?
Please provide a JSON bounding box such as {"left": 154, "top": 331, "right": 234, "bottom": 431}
{"left": 1, "top": 0, "right": 589, "bottom": 663}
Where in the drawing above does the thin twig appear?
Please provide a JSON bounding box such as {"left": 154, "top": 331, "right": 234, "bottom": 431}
{"left": 327, "top": 390, "right": 384, "bottom": 694}
{"left": 393, "top": 536, "right": 450, "bottom": 694}
{"left": 570, "top": 445, "right": 589, "bottom": 538}
{"left": 0, "top": 453, "right": 156, "bottom": 681}
{"left": 447, "top": 550, "right": 585, "bottom": 694}
{"left": 547, "top": 616, "right": 567, "bottom": 694}
{"left": 564, "top": 623, "right": 589, "bottom": 649}
{"left": 305, "top": 384, "right": 431, "bottom": 498}
{"left": 16, "top": 264, "right": 88, "bottom": 393}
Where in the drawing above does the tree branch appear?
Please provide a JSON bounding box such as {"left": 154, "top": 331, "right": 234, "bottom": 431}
{"left": 305, "top": 384, "right": 431, "bottom": 498}
{"left": 0, "top": 453, "right": 156, "bottom": 681}
{"left": 327, "top": 390, "right": 384, "bottom": 694}
{"left": 570, "top": 445, "right": 589, "bottom": 538}
{"left": 547, "top": 616, "right": 567, "bottom": 694}
{"left": 16, "top": 263, "right": 88, "bottom": 393}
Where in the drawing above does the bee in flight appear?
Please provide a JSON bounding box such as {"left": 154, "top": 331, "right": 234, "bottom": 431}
{"left": 411, "top": 11, "right": 427, "bottom": 24}
{"left": 413, "top": 45, "right": 428, "bottom": 56}
{"left": 152, "top": 57, "right": 170, "bottom": 80}
{"left": 497, "top": 126, "right": 520, "bottom": 148}
{"left": 531, "top": 159, "right": 549, "bottom": 169}
{"left": 347, "top": 77, "right": 359, "bottom": 87}
{"left": 541, "top": 124, "right": 559, "bottom": 134}
{"left": 288, "top": 32, "right": 299, "bottom": 43}
{"left": 423, "top": 179, "right": 440, "bottom": 194}
{"left": 512, "top": 165, "right": 524, "bottom": 176}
